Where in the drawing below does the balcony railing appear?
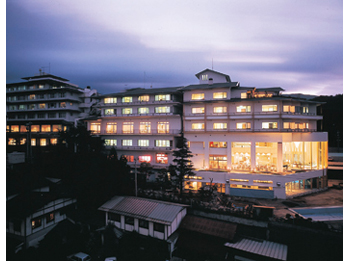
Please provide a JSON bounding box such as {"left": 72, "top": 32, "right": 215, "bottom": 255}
{"left": 185, "top": 128, "right": 317, "bottom": 133}
{"left": 98, "top": 129, "right": 181, "bottom": 135}
{"left": 102, "top": 112, "right": 178, "bottom": 117}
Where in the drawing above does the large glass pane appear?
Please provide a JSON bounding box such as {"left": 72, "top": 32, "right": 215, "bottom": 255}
{"left": 256, "top": 142, "right": 277, "bottom": 172}
{"left": 231, "top": 142, "right": 251, "bottom": 171}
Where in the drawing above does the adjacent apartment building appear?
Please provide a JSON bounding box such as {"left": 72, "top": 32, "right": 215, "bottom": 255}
{"left": 85, "top": 69, "right": 328, "bottom": 199}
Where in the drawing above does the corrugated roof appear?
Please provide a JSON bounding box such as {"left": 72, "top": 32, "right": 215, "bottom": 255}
{"left": 99, "top": 196, "right": 187, "bottom": 225}
{"left": 225, "top": 239, "right": 288, "bottom": 261}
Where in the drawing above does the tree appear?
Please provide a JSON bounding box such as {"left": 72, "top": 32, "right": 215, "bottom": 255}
{"left": 171, "top": 134, "right": 195, "bottom": 196}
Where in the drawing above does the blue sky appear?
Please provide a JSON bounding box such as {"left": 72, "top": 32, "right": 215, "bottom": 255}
{"left": 6, "top": 0, "right": 343, "bottom": 95}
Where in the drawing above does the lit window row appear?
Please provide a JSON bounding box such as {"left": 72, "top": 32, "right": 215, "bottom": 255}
{"left": 91, "top": 122, "right": 171, "bottom": 134}
{"left": 105, "top": 139, "right": 172, "bottom": 147}
{"left": 104, "top": 94, "right": 171, "bottom": 104}
{"left": 6, "top": 84, "right": 64, "bottom": 92}
{"left": 283, "top": 122, "right": 309, "bottom": 129}
{"left": 8, "top": 102, "right": 68, "bottom": 110}
{"left": 104, "top": 106, "right": 171, "bottom": 115}
{"left": 8, "top": 138, "right": 58, "bottom": 146}
{"left": 191, "top": 92, "right": 227, "bottom": 100}
{"left": 7, "top": 112, "right": 67, "bottom": 120}
{"left": 7, "top": 124, "right": 64, "bottom": 133}
{"left": 120, "top": 154, "right": 168, "bottom": 164}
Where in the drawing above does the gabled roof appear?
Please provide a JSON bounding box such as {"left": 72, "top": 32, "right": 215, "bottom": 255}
{"left": 195, "top": 68, "right": 231, "bottom": 82}
{"left": 98, "top": 196, "right": 188, "bottom": 225}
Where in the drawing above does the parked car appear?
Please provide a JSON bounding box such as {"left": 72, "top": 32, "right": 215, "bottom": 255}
{"left": 67, "top": 252, "right": 91, "bottom": 261}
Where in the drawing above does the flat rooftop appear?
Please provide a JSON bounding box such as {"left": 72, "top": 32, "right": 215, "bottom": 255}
{"left": 289, "top": 206, "right": 343, "bottom": 221}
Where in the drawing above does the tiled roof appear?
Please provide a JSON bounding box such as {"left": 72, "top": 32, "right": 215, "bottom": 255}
{"left": 99, "top": 196, "right": 187, "bottom": 225}
{"left": 225, "top": 239, "right": 288, "bottom": 261}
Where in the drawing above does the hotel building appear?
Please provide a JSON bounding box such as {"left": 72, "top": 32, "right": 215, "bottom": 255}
{"left": 86, "top": 69, "right": 328, "bottom": 199}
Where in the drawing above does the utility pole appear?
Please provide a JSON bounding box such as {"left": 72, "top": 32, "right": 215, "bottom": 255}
{"left": 134, "top": 157, "right": 138, "bottom": 197}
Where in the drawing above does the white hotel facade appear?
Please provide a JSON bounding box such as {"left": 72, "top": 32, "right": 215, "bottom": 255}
{"left": 85, "top": 69, "right": 328, "bottom": 199}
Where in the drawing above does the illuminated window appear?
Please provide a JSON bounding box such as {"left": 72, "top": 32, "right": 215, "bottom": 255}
{"left": 191, "top": 93, "right": 205, "bottom": 100}
{"left": 155, "top": 94, "right": 170, "bottom": 101}
{"left": 31, "top": 217, "right": 42, "bottom": 229}
{"left": 256, "top": 142, "right": 278, "bottom": 171}
{"left": 40, "top": 139, "right": 47, "bottom": 146}
{"left": 201, "top": 74, "right": 208, "bottom": 81}
{"left": 213, "top": 92, "right": 227, "bottom": 99}
{"left": 213, "top": 123, "right": 227, "bottom": 130}
{"left": 90, "top": 123, "right": 101, "bottom": 134}
{"left": 122, "top": 108, "right": 133, "bottom": 114}
{"left": 39, "top": 103, "right": 46, "bottom": 109}
{"left": 230, "top": 179, "right": 249, "bottom": 182}
{"left": 122, "top": 140, "right": 132, "bottom": 146}
{"left": 28, "top": 104, "right": 36, "bottom": 110}
{"left": 155, "top": 106, "right": 170, "bottom": 113}
{"left": 213, "top": 106, "right": 227, "bottom": 113}
{"left": 8, "top": 138, "right": 16, "bottom": 145}
{"left": 237, "top": 105, "right": 251, "bottom": 113}
{"left": 138, "top": 95, "right": 149, "bottom": 102}
{"left": 105, "top": 139, "right": 117, "bottom": 146}
{"left": 38, "top": 84, "right": 44, "bottom": 89}
{"left": 6, "top": 125, "right": 9, "bottom": 132}
{"left": 302, "top": 107, "right": 309, "bottom": 113}
{"left": 139, "top": 156, "right": 151, "bottom": 163}
{"left": 20, "top": 126, "right": 27, "bottom": 132}
{"left": 20, "top": 138, "right": 26, "bottom": 145}
{"left": 262, "top": 122, "right": 278, "bottom": 129}
{"left": 157, "top": 122, "right": 169, "bottom": 133}
{"left": 138, "top": 139, "right": 149, "bottom": 147}
{"left": 231, "top": 142, "right": 251, "bottom": 171}
{"left": 106, "top": 122, "right": 117, "bottom": 133}
{"left": 254, "top": 180, "right": 273, "bottom": 184}
{"left": 122, "top": 96, "right": 133, "bottom": 103}
{"left": 46, "top": 213, "right": 55, "bottom": 223}
{"left": 262, "top": 105, "right": 277, "bottom": 112}
{"left": 209, "top": 142, "right": 227, "bottom": 148}
{"left": 138, "top": 107, "right": 149, "bottom": 114}
{"left": 11, "top": 125, "right": 19, "bottom": 132}
{"left": 31, "top": 125, "right": 40, "bottom": 132}
{"left": 192, "top": 107, "right": 205, "bottom": 114}
{"left": 124, "top": 155, "right": 134, "bottom": 162}
{"left": 59, "top": 102, "right": 66, "bottom": 108}
{"left": 236, "top": 123, "right": 251, "bottom": 129}
{"left": 31, "top": 139, "right": 36, "bottom": 146}
{"left": 155, "top": 140, "right": 170, "bottom": 147}
{"left": 122, "top": 122, "right": 134, "bottom": 133}
{"left": 140, "top": 122, "right": 151, "bottom": 134}
{"left": 29, "top": 94, "right": 36, "bottom": 100}
{"left": 192, "top": 123, "right": 205, "bottom": 130}
{"left": 209, "top": 155, "right": 227, "bottom": 170}
{"left": 156, "top": 153, "right": 168, "bottom": 164}
{"left": 50, "top": 139, "right": 57, "bottom": 145}
{"left": 52, "top": 125, "right": 62, "bottom": 132}
{"left": 241, "top": 92, "right": 247, "bottom": 99}
{"left": 283, "top": 105, "right": 295, "bottom": 113}
{"left": 104, "top": 97, "right": 117, "bottom": 104}
{"left": 41, "top": 125, "right": 51, "bottom": 132}
{"left": 104, "top": 109, "right": 116, "bottom": 115}
{"left": 18, "top": 104, "right": 25, "bottom": 110}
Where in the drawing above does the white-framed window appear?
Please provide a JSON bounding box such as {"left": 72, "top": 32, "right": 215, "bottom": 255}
{"left": 138, "top": 139, "right": 149, "bottom": 147}
{"left": 192, "top": 107, "right": 205, "bottom": 114}
{"left": 192, "top": 123, "right": 205, "bottom": 130}
{"left": 241, "top": 92, "right": 247, "bottom": 99}
{"left": 213, "top": 106, "right": 227, "bottom": 113}
{"left": 90, "top": 123, "right": 101, "bottom": 133}
{"left": 122, "top": 139, "right": 132, "bottom": 146}
{"left": 236, "top": 122, "right": 251, "bottom": 129}
{"left": 237, "top": 105, "right": 251, "bottom": 113}
{"left": 302, "top": 107, "right": 309, "bottom": 113}
{"left": 106, "top": 122, "right": 117, "bottom": 133}
{"left": 140, "top": 122, "right": 151, "bottom": 134}
{"left": 155, "top": 140, "right": 170, "bottom": 147}
{"left": 122, "top": 96, "right": 133, "bottom": 103}
{"left": 104, "top": 97, "right": 117, "bottom": 104}
{"left": 262, "top": 122, "right": 278, "bottom": 129}
{"left": 40, "top": 138, "right": 47, "bottom": 146}
{"left": 122, "top": 108, "right": 133, "bottom": 114}
{"left": 157, "top": 122, "right": 169, "bottom": 133}
{"left": 155, "top": 94, "right": 170, "bottom": 101}
{"left": 213, "top": 92, "right": 227, "bottom": 99}
{"left": 191, "top": 93, "right": 205, "bottom": 100}
{"left": 122, "top": 122, "right": 134, "bottom": 133}
{"left": 213, "top": 123, "right": 227, "bottom": 130}
{"left": 155, "top": 106, "right": 170, "bottom": 113}
{"left": 201, "top": 74, "right": 208, "bottom": 81}
{"left": 105, "top": 109, "right": 116, "bottom": 115}
{"left": 283, "top": 105, "right": 295, "bottom": 113}
{"left": 138, "top": 107, "right": 149, "bottom": 114}
{"left": 262, "top": 105, "right": 277, "bottom": 112}
{"left": 138, "top": 95, "right": 149, "bottom": 102}
{"left": 105, "top": 139, "right": 117, "bottom": 146}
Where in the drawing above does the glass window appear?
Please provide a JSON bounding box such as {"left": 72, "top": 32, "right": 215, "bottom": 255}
{"left": 157, "top": 122, "right": 169, "bottom": 133}
{"left": 139, "top": 156, "right": 151, "bottom": 163}
{"left": 283, "top": 105, "right": 295, "bottom": 113}
{"left": 231, "top": 142, "right": 251, "bottom": 171}
{"left": 28, "top": 104, "right": 36, "bottom": 110}
{"left": 213, "top": 123, "right": 227, "bottom": 130}
{"left": 108, "top": 212, "right": 121, "bottom": 222}
{"left": 104, "top": 109, "right": 116, "bottom": 115}
{"left": 201, "top": 74, "right": 208, "bottom": 81}
{"left": 138, "top": 95, "right": 149, "bottom": 102}
{"left": 125, "top": 216, "right": 134, "bottom": 225}
{"left": 18, "top": 105, "right": 25, "bottom": 110}
{"left": 122, "top": 122, "right": 134, "bottom": 134}
{"left": 40, "top": 138, "right": 47, "bottom": 146}
{"left": 31, "top": 218, "right": 42, "bottom": 229}
{"left": 90, "top": 123, "right": 101, "bottom": 134}
{"left": 105, "top": 139, "right": 117, "bottom": 146}
{"left": 29, "top": 94, "right": 35, "bottom": 100}
{"left": 241, "top": 92, "right": 247, "bottom": 99}
{"left": 41, "top": 125, "right": 51, "bottom": 132}
{"left": 52, "top": 125, "right": 62, "bottom": 132}
{"left": 9, "top": 105, "right": 17, "bottom": 110}
{"left": 104, "top": 97, "right": 117, "bottom": 104}
{"left": 155, "top": 94, "right": 170, "bottom": 101}
{"left": 8, "top": 138, "right": 16, "bottom": 146}
{"left": 48, "top": 103, "right": 56, "bottom": 108}
{"left": 237, "top": 105, "right": 251, "bottom": 113}
{"left": 154, "top": 223, "right": 164, "bottom": 233}
{"left": 11, "top": 125, "right": 19, "bottom": 132}
{"left": 192, "top": 107, "right": 205, "bottom": 114}
{"left": 122, "top": 108, "right": 133, "bottom": 114}
{"left": 262, "top": 122, "right": 278, "bottom": 129}
{"left": 256, "top": 142, "right": 278, "bottom": 172}
{"left": 155, "top": 106, "right": 170, "bottom": 113}
{"left": 59, "top": 112, "right": 66, "bottom": 118}
{"left": 124, "top": 155, "right": 134, "bottom": 162}
{"left": 155, "top": 140, "right": 170, "bottom": 147}
{"left": 209, "top": 142, "right": 227, "bottom": 148}
{"left": 191, "top": 93, "right": 205, "bottom": 100}
{"left": 209, "top": 155, "right": 227, "bottom": 170}
{"left": 236, "top": 123, "right": 251, "bottom": 129}
{"left": 31, "top": 139, "right": 36, "bottom": 146}
{"left": 47, "top": 113, "right": 55, "bottom": 118}
{"left": 122, "top": 97, "right": 133, "bottom": 103}
{"left": 156, "top": 153, "right": 168, "bottom": 164}
{"left": 139, "top": 219, "right": 149, "bottom": 229}
{"left": 38, "top": 84, "right": 44, "bottom": 89}
{"left": 140, "top": 122, "right": 151, "bottom": 134}
{"left": 50, "top": 139, "right": 57, "bottom": 145}
{"left": 31, "top": 125, "right": 40, "bottom": 132}
{"left": 262, "top": 105, "right": 277, "bottom": 112}
{"left": 39, "top": 103, "right": 46, "bottom": 109}
{"left": 20, "top": 126, "right": 27, "bottom": 132}
{"left": 138, "top": 139, "right": 149, "bottom": 147}
{"left": 106, "top": 122, "right": 117, "bottom": 133}
{"left": 213, "top": 107, "right": 227, "bottom": 113}
{"left": 213, "top": 92, "right": 227, "bottom": 99}
{"left": 122, "top": 140, "right": 132, "bottom": 146}
{"left": 60, "top": 102, "right": 66, "bottom": 108}
{"left": 138, "top": 107, "right": 149, "bottom": 114}
{"left": 192, "top": 123, "right": 205, "bottom": 130}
